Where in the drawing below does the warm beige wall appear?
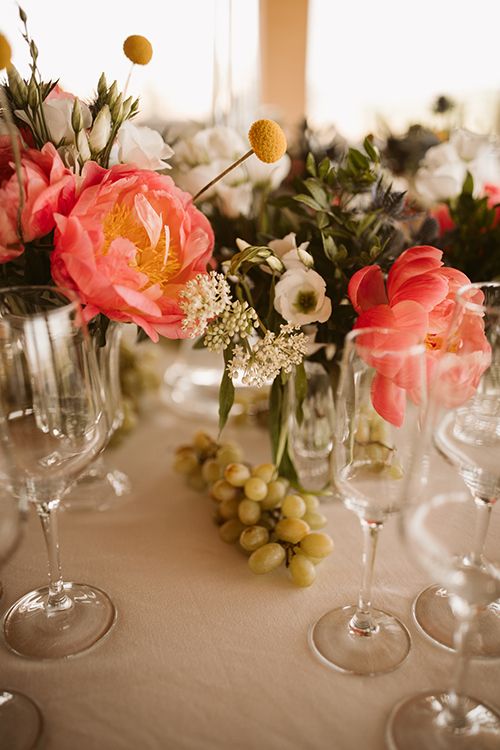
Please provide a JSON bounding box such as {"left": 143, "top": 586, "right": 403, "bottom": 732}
{"left": 259, "top": 0, "right": 308, "bottom": 127}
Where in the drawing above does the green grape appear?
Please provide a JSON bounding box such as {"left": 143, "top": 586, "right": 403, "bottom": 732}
{"left": 193, "top": 431, "right": 214, "bottom": 453}
{"left": 281, "top": 494, "right": 306, "bottom": 519}
{"left": 201, "top": 458, "right": 222, "bottom": 483}
{"left": 261, "top": 480, "right": 286, "bottom": 509}
{"left": 302, "top": 493, "right": 320, "bottom": 512}
{"left": 302, "top": 511, "right": 327, "bottom": 530}
{"left": 219, "top": 498, "right": 240, "bottom": 521}
{"left": 216, "top": 442, "right": 243, "bottom": 467}
{"left": 275, "top": 518, "right": 310, "bottom": 544}
{"left": 219, "top": 519, "right": 246, "bottom": 544}
{"left": 251, "top": 463, "right": 277, "bottom": 483}
{"left": 248, "top": 543, "right": 285, "bottom": 574}
{"left": 300, "top": 532, "right": 334, "bottom": 558}
{"left": 211, "top": 479, "right": 239, "bottom": 503}
{"left": 244, "top": 477, "right": 268, "bottom": 502}
{"left": 173, "top": 449, "right": 198, "bottom": 476}
{"left": 186, "top": 470, "right": 207, "bottom": 491}
{"left": 289, "top": 553, "right": 316, "bottom": 587}
{"left": 239, "top": 525, "right": 269, "bottom": 552}
{"left": 238, "top": 499, "right": 261, "bottom": 525}
{"left": 224, "top": 462, "right": 251, "bottom": 487}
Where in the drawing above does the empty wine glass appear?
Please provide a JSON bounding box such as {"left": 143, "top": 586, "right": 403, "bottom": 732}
{"left": 0, "top": 488, "right": 42, "bottom": 749}
{"left": 309, "top": 327, "right": 427, "bottom": 675}
{"left": 386, "top": 342, "right": 500, "bottom": 749}
{"left": 0, "top": 286, "right": 115, "bottom": 659}
{"left": 413, "top": 281, "right": 500, "bottom": 658}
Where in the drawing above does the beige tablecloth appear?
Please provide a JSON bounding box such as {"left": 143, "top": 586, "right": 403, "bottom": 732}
{"left": 2, "top": 379, "right": 500, "bottom": 750}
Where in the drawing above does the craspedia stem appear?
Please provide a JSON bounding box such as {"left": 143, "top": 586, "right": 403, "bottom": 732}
{"left": 192, "top": 149, "right": 254, "bottom": 202}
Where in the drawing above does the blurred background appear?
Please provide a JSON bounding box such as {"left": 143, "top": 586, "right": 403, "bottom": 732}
{"left": 4, "top": 0, "right": 500, "bottom": 144}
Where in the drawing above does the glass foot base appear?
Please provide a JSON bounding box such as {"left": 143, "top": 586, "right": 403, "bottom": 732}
{"left": 0, "top": 690, "right": 42, "bottom": 750}
{"left": 63, "top": 466, "right": 132, "bottom": 512}
{"left": 387, "top": 691, "right": 500, "bottom": 749}
{"left": 309, "top": 604, "right": 411, "bottom": 675}
{"left": 4, "top": 582, "right": 116, "bottom": 659}
{"left": 414, "top": 584, "right": 500, "bottom": 658}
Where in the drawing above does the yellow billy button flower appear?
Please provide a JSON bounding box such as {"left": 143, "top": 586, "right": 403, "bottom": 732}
{"left": 192, "top": 118, "right": 287, "bottom": 202}
{"left": 248, "top": 119, "right": 287, "bottom": 163}
{"left": 123, "top": 35, "right": 153, "bottom": 65}
{"left": 0, "top": 33, "right": 12, "bottom": 70}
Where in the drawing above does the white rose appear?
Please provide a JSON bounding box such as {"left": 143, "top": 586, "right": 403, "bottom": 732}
{"left": 216, "top": 182, "right": 253, "bottom": 218}
{"left": 274, "top": 267, "right": 332, "bottom": 326}
{"left": 113, "top": 122, "right": 173, "bottom": 170}
{"left": 244, "top": 152, "right": 291, "bottom": 189}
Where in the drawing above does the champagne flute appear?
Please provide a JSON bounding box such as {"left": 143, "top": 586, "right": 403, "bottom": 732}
{"left": 309, "top": 327, "right": 427, "bottom": 675}
{"left": 0, "top": 286, "right": 115, "bottom": 659}
{"left": 413, "top": 281, "right": 500, "bottom": 658}
{"left": 386, "top": 345, "right": 500, "bottom": 749}
{"left": 0, "top": 488, "right": 42, "bottom": 749}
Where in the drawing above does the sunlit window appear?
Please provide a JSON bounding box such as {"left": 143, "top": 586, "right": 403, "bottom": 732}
{"left": 306, "top": 0, "right": 500, "bottom": 139}
{"left": 3, "top": 0, "right": 259, "bottom": 129}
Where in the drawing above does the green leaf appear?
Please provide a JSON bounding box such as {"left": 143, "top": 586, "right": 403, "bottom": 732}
{"left": 293, "top": 194, "right": 323, "bottom": 211}
{"left": 363, "top": 136, "right": 379, "bottom": 163}
{"left": 303, "top": 178, "right": 328, "bottom": 208}
{"left": 293, "top": 362, "right": 307, "bottom": 426}
{"left": 462, "top": 171, "right": 474, "bottom": 196}
{"left": 316, "top": 211, "right": 330, "bottom": 230}
{"left": 306, "top": 152, "right": 317, "bottom": 177}
{"left": 218, "top": 346, "right": 235, "bottom": 435}
{"left": 322, "top": 233, "right": 338, "bottom": 261}
{"left": 318, "top": 156, "right": 331, "bottom": 179}
{"left": 269, "top": 375, "right": 284, "bottom": 462}
{"left": 229, "top": 245, "right": 270, "bottom": 275}
{"left": 347, "top": 148, "right": 370, "bottom": 171}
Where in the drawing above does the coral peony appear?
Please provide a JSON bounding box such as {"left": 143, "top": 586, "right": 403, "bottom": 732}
{"left": 51, "top": 164, "right": 214, "bottom": 341}
{"left": 348, "top": 245, "right": 489, "bottom": 425}
{"left": 0, "top": 142, "right": 76, "bottom": 262}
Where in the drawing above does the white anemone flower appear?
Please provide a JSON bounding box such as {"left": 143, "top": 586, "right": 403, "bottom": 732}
{"left": 274, "top": 267, "right": 332, "bottom": 326}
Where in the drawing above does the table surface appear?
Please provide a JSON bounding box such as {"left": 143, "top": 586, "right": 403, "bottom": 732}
{"left": 2, "top": 354, "right": 500, "bottom": 750}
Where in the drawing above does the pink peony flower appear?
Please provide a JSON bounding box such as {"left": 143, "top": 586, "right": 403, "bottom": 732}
{"left": 348, "top": 246, "right": 489, "bottom": 425}
{"left": 51, "top": 163, "right": 214, "bottom": 341}
{"left": 0, "top": 142, "right": 76, "bottom": 262}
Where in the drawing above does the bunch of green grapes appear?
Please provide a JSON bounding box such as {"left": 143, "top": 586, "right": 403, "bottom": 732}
{"left": 173, "top": 431, "right": 334, "bottom": 587}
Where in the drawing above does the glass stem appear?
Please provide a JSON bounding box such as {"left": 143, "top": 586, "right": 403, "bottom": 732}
{"left": 350, "top": 519, "right": 382, "bottom": 634}
{"left": 441, "top": 602, "right": 476, "bottom": 731}
{"left": 36, "top": 500, "right": 72, "bottom": 612}
{"left": 469, "top": 496, "right": 493, "bottom": 567}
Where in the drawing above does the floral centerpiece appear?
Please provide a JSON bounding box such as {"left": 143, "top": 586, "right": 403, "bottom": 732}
{"left": 0, "top": 9, "right": 214, "bottom": 348}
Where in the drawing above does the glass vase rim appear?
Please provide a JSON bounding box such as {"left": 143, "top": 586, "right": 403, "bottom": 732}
{"left": 345, "top": 326, "right": 427, "bottom": 356}
{"left": 0, "top": 284, "right": 81, "bottom": 316}
{"left": 455, "top": 280, "right": 500, "bottom": 316}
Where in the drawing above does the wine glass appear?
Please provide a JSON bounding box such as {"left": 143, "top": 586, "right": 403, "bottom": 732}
{"left": 413, "top": 281, "right": 500, "bottom": 658}
{"left": 309, "top": 327, "right": 427, "bottom": 675}
{"left": 0, "top": 286, "right": 115, "bottom": 659}
{"left": 386, "top": 341, "right": 500, "bottom": 749}
{"left": 0, "top": 488, "right": 43, "bottom": 749}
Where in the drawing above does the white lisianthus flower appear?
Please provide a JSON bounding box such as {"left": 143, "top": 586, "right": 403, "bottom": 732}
{"left": 415, "top": 129, "right": 500, "bottom": 203}
{"left": 112, "top": 122, "right": 173, "bottom": 170}
{"left": 89, "top": 105, "right": 112, "bottom": 153}
{"left": 16, "top": 95, "right": 91, "bottom": 145}
{"left": 216, "top": 182, "right": 253, "bottom": 219}
{"left": 274, "top": 267, "right": 332, "bottom": 326}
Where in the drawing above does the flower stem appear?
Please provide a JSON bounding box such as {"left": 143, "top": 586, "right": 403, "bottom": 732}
{"left": 468, "top": 496, "right": 493, "bottom": 567}
{"left": 192, "top": 149, "right": 254, "bottom": 202}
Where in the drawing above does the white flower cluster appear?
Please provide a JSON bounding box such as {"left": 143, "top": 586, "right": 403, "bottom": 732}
{"left": 204, "top": 300, "right": 259, "bottom": 352}
{"left": 227, "top": 325, "right": 308, "bottom": 387}
{"left": 179, "top": 271, "right": 231, "bottom": 338}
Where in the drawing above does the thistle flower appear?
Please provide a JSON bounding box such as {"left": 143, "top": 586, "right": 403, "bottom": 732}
{"left": 0, "top": 33, "right": 12, "bottom": 70}
{"left": 123, "top": 35, "right": 153, "bottom": 65}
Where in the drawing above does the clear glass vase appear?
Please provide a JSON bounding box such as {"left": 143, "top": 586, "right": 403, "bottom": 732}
{"left": 62, "top": 321, "right": 131, "bottom": 512}
{"left": 288, "top": 361, "right": 336, "bottom": 495}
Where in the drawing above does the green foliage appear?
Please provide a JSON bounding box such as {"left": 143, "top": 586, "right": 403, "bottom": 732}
{"left": 438, "top": 174, "right": 500, "bottom": 281}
